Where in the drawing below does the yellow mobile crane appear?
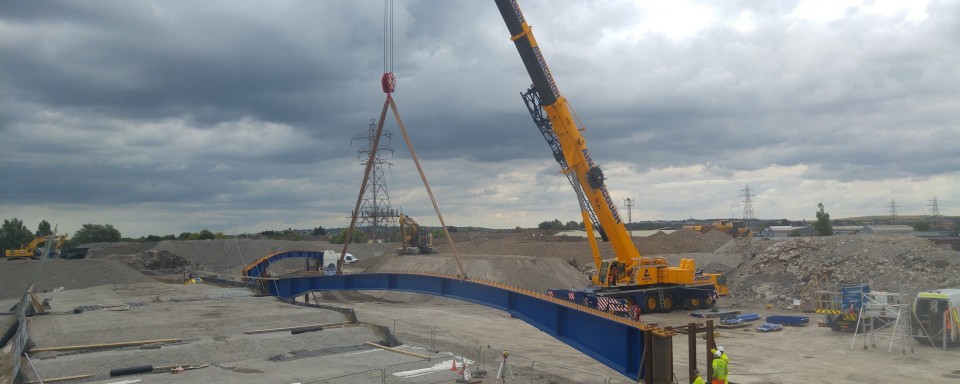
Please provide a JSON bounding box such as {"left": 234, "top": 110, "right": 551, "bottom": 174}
{"left": 494, "top": 0, "right": 727, "bottom": 313}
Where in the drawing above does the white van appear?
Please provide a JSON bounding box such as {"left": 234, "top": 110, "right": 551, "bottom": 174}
{"left": 324, "top": 250, "right": 359, "bottom": 265}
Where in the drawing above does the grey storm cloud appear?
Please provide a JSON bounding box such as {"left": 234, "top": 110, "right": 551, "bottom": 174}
{"left": 1, "top": 0, "right": 958, "bottom": 236}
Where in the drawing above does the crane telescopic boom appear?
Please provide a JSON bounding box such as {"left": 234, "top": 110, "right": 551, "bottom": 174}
{"left": 493, "top": 0, "right": 639, "bottom": 267}
{"left": 493, "top": 1, "right": 730, "bottom": 307}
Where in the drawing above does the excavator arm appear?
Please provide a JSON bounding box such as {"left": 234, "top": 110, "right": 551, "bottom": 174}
{"left": 494, "top": 0, "right": 640, "bottom": 268}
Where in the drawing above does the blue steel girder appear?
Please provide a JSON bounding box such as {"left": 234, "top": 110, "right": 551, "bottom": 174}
{"left": 268, "top": 272, "right": 646, "bottom": 381}
{"left": 241, "top": 250, "right": 327, "bottom": 280}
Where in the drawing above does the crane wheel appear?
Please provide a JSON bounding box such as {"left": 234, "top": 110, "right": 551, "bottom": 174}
{"left": 660, "top": 293, "right": 674, "bottom": 313}
{"left": 641, "top": 296, "right": 659, "bottom": 314}
{"left": 703, "top": 296, "right": 716, "bottom": 309}
{"left": 685, "top": 297, "right": 701, "bottom": 309}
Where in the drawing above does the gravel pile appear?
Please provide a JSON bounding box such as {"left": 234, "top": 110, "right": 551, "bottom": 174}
{"left": 135, "top": 249, "right": 194, "bottom": 270}
{"left": 363, "top": 253, "right": 591, "bottom": 292}
{"left": 86, "top": 239, "right": 397, "bottom": 267}
{"left": 635, "top": 229, "right": 733, "bottom": 254}
{"left": 0, "top": 259, "right": 151, "bottom": 298}
{"left": 729, "top": 235, "right": 960, "bottom": 306}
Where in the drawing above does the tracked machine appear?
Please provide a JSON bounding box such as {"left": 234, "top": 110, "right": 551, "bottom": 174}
{"left": 495, "top": 0, "right": 727, "bottom": 316}
{"left": 5, "top": 234, "right": 67, "bottom": 260}
{"left": 397, "top": 214, "right": 435, "bottom": 255}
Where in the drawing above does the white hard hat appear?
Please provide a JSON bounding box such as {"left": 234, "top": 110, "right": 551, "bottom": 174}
{"left": 717, "top": 346, "right": 724, "bottom": 353}
{"left": 715, "top": 350, "right": 723, "bottom": 357}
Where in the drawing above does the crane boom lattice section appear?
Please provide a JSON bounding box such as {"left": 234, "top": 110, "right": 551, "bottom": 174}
{"left": 522, "top": 87, "right": 605, "bottom": 241}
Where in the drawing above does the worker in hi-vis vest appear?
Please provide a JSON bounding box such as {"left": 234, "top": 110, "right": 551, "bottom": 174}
{"left": 711, "top": 349, "right": 728, "bottom": 384}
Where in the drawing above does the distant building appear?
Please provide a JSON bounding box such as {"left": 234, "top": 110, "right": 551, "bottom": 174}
{"left": 763, "top": 225, "right": 814, "bottom": 238}
{"left": 553, "top": 229, "right": 676, "bottom": 238}
{"left": 554, "top": 230, "right": 599, "bottom": 238}
{"left": 862, "top": 225, "right": 915, "bottom": 236}
{"left": 833, "top": 226, "right": 864, "bottom": 236}
{"left": 912, "top": 231, "right": 960, "bottom": 251}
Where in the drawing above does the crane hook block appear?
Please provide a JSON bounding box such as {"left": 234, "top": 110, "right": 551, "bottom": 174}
{"left": 381, "top": 72, "right": 396, "bottom": 94}
{"left": 586, "top": 166, "right": 605, "bottom": 190}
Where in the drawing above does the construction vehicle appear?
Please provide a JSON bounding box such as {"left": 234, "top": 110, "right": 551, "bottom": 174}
{"left": 683, "top": 220, "right": 753, "bottom": 238}
{"left": 60, "top": 247, "right": 89, "bottom": 260}
{"left": 912, "top": 289, "right": 960, "bottom": 347}
{"left": 816, "top": 284, "right": 869, "bottom": 332}
{"left": 495, "top": 0, "right": 726, "bottom": 314}
{"left": 397, "top": 214, "right": 435, "bottom": 255}
{"left": 5, "top": 234, "right": 67, "bottom": 260}
{"left": 816, "top": 283, "right": 910, "bottom": 337}
{"left": 324, "top": 250, "right": 359, "bottom": 265}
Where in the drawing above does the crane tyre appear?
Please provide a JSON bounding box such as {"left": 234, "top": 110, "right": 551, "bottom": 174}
{"left": 685, "top": 297, "right": 701, "bottom": 309}
{"left": 641, "top": 295, "right": 659, "bottom": 314}
{"left": 660, "top": 293, "right": 674, "bottom": 313}
{"left": 702, "top": 295, "right": 716, "bottom": 309}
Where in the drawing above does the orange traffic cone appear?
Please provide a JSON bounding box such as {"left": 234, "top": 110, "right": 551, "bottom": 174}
{"left": 459, "top": 360, "right": 467, "bottom": 376}
{"left": 450, "top": 358, "right": 458, "bottom": 371}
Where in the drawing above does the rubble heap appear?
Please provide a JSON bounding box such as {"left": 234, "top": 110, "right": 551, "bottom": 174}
{"left": 134, "top": 249, "right": 193, "bottom": 270}
{"left": 730, "top": 235, "right": 960, "bottom": 306}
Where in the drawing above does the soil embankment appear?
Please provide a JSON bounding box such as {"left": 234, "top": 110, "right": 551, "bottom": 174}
{"left": 7, "top": 232, "right": 955, "bottom": 309}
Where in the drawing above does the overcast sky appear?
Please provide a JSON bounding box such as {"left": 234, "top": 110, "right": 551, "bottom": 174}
{"left": 2, "top": 0, "right": 958, "bottom": 238}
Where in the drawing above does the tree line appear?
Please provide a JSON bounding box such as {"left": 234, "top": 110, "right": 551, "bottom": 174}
{"left": 537, "top": 219, "right": 583, "bottom": 230}
{"left": 0, "top": 218, "right": 123, "bottom": 254}
{"left": 0, "top": 217, "right": 289, "bottom": 255}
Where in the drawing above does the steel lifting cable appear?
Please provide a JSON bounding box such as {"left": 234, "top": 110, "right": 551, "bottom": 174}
{"left": 388, "top": 0, "right": 394, "bottom": 73}
{"left": 383, "top": 0, "right": 390, "bottom": 74}
{"left": 341, "top": 0, "right": 467, "bottom": 278}
{"left": 24, "top": 227, "right": 60, "bottom": 302}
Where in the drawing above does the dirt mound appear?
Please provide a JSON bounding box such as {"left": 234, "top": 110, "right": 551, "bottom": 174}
{"left": 84, "top": 239, "right": 399, "bottom": 276}
{"left": 80, "top": 232, "right": 730, "bottom": 282}
{"left": 363, "top": 253, "right": 591, "bottom": 292}
{"left": 342, "top": 253, "right": 592, "bottom": 304}
{"left": 0, "top": 259, "right": 151, "bottom": 298}
{"left": 633, "top": 228, "right": 732, "bottom": 255}
{"left": 434, "top": 229, "right": 732, "bottom": 271}
{"left": 729, "top": 236, "right": 960, "bottom": 306}
{"left": 135, "top": 250, "right": 193, "bottom": 270}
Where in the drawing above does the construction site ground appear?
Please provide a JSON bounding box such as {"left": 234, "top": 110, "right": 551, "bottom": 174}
{"left": 2, "top": 231, "right": 958, "bottom": 383}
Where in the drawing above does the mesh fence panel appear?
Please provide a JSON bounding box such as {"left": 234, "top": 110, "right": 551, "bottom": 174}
{"left": 306, "top": 368, "right": 385, "bottom": 384}
{"left": 531, "top": 361, "right": 607, "bottom": 384}
{"left": 206, "top": 287, "right": 254, "bottom": 300}
{"left": 392, "top": 320, "right": 438, "bottom": 352}
{"left": 383, "top": 356, "right": 468, "bottom": 384}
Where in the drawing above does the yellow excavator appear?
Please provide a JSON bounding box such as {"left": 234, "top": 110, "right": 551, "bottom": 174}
{"left": 5, "top": 234, "right": 68, "bottom": 260}
{"left": 495, "top": 0, "right": 727, "bottom": 313}
{"left": 397, "top": 214, "right": 435, "bottom": 255}
{"left": 683, "top": 220, "right": 753, "bottom": 238}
